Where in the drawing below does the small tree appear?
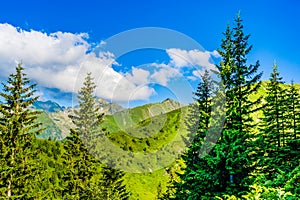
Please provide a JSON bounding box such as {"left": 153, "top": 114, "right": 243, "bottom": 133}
{"left": 0, "top": 63, "right": 43, "bottom": 198}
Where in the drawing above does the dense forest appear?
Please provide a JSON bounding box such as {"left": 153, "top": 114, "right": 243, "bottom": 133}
{"left": 0, "top": 14, "right": 299, "bottom": 199}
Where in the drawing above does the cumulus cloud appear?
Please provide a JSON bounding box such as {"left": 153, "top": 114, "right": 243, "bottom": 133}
{"left": 0, "top": 24, "right": 89, "bottom": 68}
{"left": 0, "top": 23, "right": 154, "bottom": 102}
{"left": 165, "top": 48, "right": 220, "bottom": 81}
{"left": 149, "top": 63, "right": 181, "bottom": 86}
{"left": 166, "top": 48, "right": 217, "bottom": 70}
{"left": 125, "top": 67, "right": 150, "bottom": 85}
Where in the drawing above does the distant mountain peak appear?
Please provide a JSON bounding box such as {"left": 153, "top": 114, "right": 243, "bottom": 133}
{"left": 32, "top": 100, "right": 64, "bottom": 113}
{"left": 162, "top": 98, "right": 176, "bottom": 103}
{"left": 96, "top": 98, "right": 124, "bottom": 115}
{"left": 162, "top": 98, "right": 172, "bottom": 102}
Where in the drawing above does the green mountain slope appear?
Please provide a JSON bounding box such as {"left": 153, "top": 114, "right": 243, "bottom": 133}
{"left": 36, "top": 112, "right": 63, "bottom": 140}
{"left": 37, "top": 98, "right": 182, "bottom": 140}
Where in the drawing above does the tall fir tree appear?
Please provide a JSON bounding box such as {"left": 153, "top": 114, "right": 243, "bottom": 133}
{"left": 64, "top": 72, "right": 129, "bottom": 199}
{"left": 283, "top": 81, "right": 300, "bottom": 199}
{"left": 214, "top": 13, "right": 262, "bottom": 196}
{"left": 173, "top": 70, "right": 217, "bottom": 199}
{"left": 63, "top": 72, "right": 103, "bottom": 198}
{"left": 258, "top": 63, "right": 290, "bottom": 181}
{"left": 69, "top": 72, "right": 104, "bottom": 142}
{"left": 0, "top": 63, "right": 43, "bottom": 198}
{"left": 285, "top": 81, "right": 300, "bottom": 169}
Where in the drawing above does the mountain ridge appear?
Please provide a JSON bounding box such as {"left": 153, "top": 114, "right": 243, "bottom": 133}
{"left": 36, "top": 98, "right": 184, "bottom": 140}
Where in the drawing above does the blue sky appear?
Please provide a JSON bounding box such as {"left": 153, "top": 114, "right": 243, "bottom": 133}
{"left": 0, "top": 0, "right": 299, "bottom": 107}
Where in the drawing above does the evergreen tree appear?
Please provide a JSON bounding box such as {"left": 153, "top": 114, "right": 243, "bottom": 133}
{"left": 69, "top": 72, "right": 104, "bottom": 142}
{"left": 258, "top": 63, "right": 289, "bottom": 181}
{"left": 213, "top": 13, "right": 262, "bottom": 196}
{"left": 0, "top": 63, "right": 43, "bottom": 198}
{"left": 173, "top": 70, "right": 216, "bottom": 199}
{"left": 97, "top": 166, "right": 130, "bottom": 200}
{"left": 63, "top": 72, "right": 129, "bottom": 199}
{"left": 284, "top": 81, "right": 300, "bottom": 198}
{"left": 285, "top": 81, "right": 300, "bottom": 169}
{"left": 63, "top": 129, "right": 98, "bottom": 199}
{"left": 63, "top": 72, "right": 102, "bottom": 198}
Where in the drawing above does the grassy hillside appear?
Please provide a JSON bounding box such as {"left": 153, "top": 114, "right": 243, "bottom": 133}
{"left": 98, "top": 106, "right": 189, "bottom": 199}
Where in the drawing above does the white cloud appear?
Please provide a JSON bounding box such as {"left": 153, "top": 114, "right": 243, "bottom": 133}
{"left": 165, "top": 48, "right": 219, "bottom": 81}
{"left": 166, "top": 48, "right": 217, "bottom": 70}
{"left": 192, "top": 70, "right": 203, "bottom": 79}
{"left": 150, "top": 63, "right": 181, "bottom": 86}
{"left": 0, "top": 23, "right": 153, "bottom": 102}
{"left": 0, "top": 24, "right": 89, "bottom": 68}
{"left": 125, "top": 67, "right": 150, "bottom": 85}
{"left": 211, "top": 50, "right": 221, "bottom": 58}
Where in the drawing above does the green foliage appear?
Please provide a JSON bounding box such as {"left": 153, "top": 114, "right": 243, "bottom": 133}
{"left": 0, "top": 63, "right": 43, "bottom": 198}
{"left": 207, "top": 13, "right": 262, "bottom": 197}
{"left": 242, "top": 184, "right": 294, "bottom": 200}
{"left": 62, "top": 129, "right": 98, "bottom": 199}
{"left": 62, "top": 73, "right": 103, "bottom": 198}
{"left": 257, "top": 63, "right": 290, "bottom": 180}
{"left": 256, "top": 64, "right": 300, "bottom": 198}
{"left": 285, "top": 81, "right": 300, "bottom": 169}
{"left": 173, "top": 70, "right": 217, "bottom": 199}
{"left": 31, "top": 138, "right": 67, "bottom": 199}
{"left": 97, "top": 166, "right": 130, "bottom": 200}
{"left": 64, "top": 72, "right": 130, "bottom": 199}
{"left": 216, "top": 184, "right": 293, "bottom": 200}
{"left": 69, "top": 72, "right": 104, "bottom": 140}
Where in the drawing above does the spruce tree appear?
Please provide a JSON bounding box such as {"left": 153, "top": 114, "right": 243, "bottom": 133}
{"left": 282, "top": 81, "right": 300, "bottom": 198}
{"left": 63, "top": 72, "right": 102, "bottom": 198}
{"left": 64, "top": 72, "right": 129, "bottom": 199}
{"left": 69, "top": 72, "right": 104, "bottom": 142}
{"left": 0, "top": 63, "right": 43, "bottom": 198}
{"left": 98, "top": 166, "right": 130, "bottom": 200}
{"left": 173, "top": 70, "right": 216, "bottom": 199}
{"left": 285, "top": 81, "right": 300, "bottom": 169}
{"left": 214, "top": 13, "right": 262, "bottom": 196}
{"left": 258, "top": 63, "right": 288, "bottom": 181}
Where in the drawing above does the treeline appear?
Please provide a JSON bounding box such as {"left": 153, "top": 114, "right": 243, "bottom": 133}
{"left": 163, "top": 14, "right": 300, "bottom": 199}
{"left": 0, "top": 66, "right": 130, "bottom": 199}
